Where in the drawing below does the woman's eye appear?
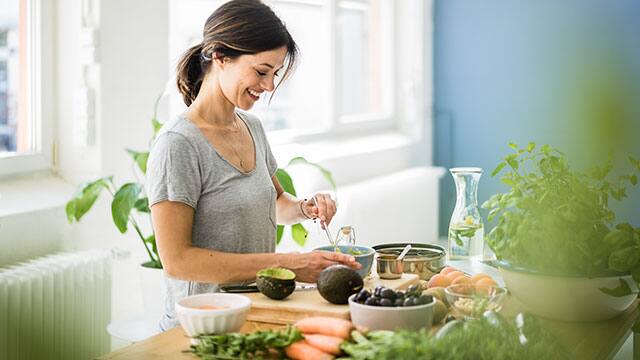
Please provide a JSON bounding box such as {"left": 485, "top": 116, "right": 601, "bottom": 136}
{"left": 256, "top": 70, "right": 267, "bottom": 76}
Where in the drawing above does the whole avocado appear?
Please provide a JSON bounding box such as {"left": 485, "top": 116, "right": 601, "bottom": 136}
{"left": 317, "top": 264, "right": 364, "bottom": 304}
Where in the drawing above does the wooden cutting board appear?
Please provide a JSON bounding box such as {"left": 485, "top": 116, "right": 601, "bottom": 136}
{"left": 244, "top": 273, "right": 419, "bottom": 324}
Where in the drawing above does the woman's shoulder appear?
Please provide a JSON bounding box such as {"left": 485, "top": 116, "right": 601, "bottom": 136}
{"left": 152, "top": 115, "right": 201, "bottom": 151}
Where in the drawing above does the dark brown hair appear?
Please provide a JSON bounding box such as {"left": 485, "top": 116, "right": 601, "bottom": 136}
{"left": 176, "top": 0, "right": 298, "bottom": 106}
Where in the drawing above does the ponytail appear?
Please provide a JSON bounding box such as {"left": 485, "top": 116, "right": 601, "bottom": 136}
{"left": 176, "top": 43, "right": 209, "bottom": 106}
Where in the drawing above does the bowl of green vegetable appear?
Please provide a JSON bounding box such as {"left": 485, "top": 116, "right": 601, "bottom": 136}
{"left": 314, "top": 245, "right": 375, "bottom": 278}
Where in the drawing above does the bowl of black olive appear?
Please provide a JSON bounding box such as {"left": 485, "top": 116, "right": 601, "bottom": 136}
{"left": 348, "top": 283, "right": 435, "bottom": 331}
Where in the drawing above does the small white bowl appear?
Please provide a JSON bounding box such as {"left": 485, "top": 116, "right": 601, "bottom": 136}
{"left": 348, "top": 294, "right": 435, "bottom": 331}
{"left": 176, "top": 293, "right": 251, "bottom": 340}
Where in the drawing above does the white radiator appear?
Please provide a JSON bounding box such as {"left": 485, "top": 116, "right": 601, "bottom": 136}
{"left": 0, "top": 250, "right": 112, "bottom": 360}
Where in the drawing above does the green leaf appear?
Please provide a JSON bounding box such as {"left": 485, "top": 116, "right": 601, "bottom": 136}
{"left": 632, "top": 267, "right": 640, "bottom": 284}
{"left": 599, "top": 278, "right": 633, "bottom": 297}
{"left": 630, "top": 175, "right": 638, "bottom": 186}
{"left": 608, "top": 246, "right": 640, "bottom": 272}
{"left": 526, "top": 142, "right": 536, "bottom": 153}
{"left": 144, "top": 234, "right": 157, "bottom": 254}
{"left": 65, "top": 201, "right": 76, "bottom": 222}
{"left": 275, "top": 168, "right": 296, "bottom": 196}
{"left": 491, "top": 162, "right": 506, "bottom": 177}
{"left": 508, "top": 142, "right": 518, "bottom": 150}
{"left": 500, "top": 177, "right": 516, "bottom": 187}
{"left": 286, "top": 157, "right": 337, "bottom": 195}
{"left": 67, "top": 177, "right": 112, "bottom": 222}
{"left": 291, "top": 223, "right": 308, "bottom": 247}
{"left": 605, "top": 229, "right": 634, "bottom": 248}
{"left": 134, "top": 197, "right": 150, "bottom": 213}
{"left": 276, "top": 225, "right": 284, "bottom": 245}
{"left": 126, "top": 149, "right": 150, "bottom": 174}
{"left": 152, "top": 117, "right": 163, "bottom": 136}
{"left": 111, "top": 183, "right": 142, "bottom": 233}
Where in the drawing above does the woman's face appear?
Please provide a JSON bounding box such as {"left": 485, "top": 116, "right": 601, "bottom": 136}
{"left": 216, "top": 46, "right": 287, "bottom": 110}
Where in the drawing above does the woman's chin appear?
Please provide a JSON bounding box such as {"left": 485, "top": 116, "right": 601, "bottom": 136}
{"left": 236, "top": 100, "right": 254, "bottom": 111}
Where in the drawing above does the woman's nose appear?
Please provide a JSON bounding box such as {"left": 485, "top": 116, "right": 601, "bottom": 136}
{"left": 261, "top": 77, "right": 275, "bottom": 92}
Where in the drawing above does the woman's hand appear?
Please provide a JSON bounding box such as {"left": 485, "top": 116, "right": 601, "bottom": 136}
{"left": 283, "top": 251, "right": 361, "bottom": 283}
{"left": 302, "top": 193, "right": 336, "bottom": 229}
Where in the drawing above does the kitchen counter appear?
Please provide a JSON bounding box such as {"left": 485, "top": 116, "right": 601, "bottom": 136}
{"left": 98, "top": 296, "right": 639, "bottom": 360}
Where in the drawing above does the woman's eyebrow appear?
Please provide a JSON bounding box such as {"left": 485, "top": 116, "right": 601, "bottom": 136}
{"left": 258, "top": 63, "right": 274, "bottom": 68}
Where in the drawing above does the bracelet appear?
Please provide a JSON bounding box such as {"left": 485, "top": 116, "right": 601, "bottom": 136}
{"left": 299, "top": 198, "right": 312, "bottom": 219}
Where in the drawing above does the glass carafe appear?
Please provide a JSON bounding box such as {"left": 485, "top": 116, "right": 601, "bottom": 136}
{"left": 448, "top": 167, "right": 485, "bottom": 261}
{"left": 335, "top": 225, "right": 356, "bottom": 246}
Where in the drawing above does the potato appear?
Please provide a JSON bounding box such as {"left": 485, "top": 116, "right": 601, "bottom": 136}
{"left": 432, "top": 299, "right": 448, "bottom": 324}
{"left": 427, "top": 274, "right": 452, "bottom": 289}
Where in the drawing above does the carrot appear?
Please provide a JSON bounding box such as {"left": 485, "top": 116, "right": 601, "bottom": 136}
{"left": 294, "top": 317, "right": 353, "bottom": 339}
{"left": 303, "top": 334, "right": 344, "bottom": 355}
{"left": 285, "top": 340, "right": 335, "bottom": 360}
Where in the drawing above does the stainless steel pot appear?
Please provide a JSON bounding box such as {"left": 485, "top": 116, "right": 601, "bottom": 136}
{"left": 373, "top": 243, "right": 446, "bottom": 281}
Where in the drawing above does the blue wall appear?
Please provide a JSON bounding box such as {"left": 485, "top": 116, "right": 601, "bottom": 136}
{"left": 434, "top": 0, "right": 640, "bottom": 236}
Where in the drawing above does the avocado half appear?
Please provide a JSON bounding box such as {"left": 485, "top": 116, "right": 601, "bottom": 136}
{"left": 256, "top": 268, "right": 296, "bottom": 300}
{"left": 317, "top": 264, "right": 364, "bottom": 304}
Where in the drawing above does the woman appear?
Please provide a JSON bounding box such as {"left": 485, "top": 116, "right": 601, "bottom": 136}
{"left": 147, "top": 0, "right": 360, "bottom": 331}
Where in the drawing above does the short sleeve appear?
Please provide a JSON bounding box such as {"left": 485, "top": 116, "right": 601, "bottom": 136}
{"left": 147, "top": 132, "right": 202, "bottom": 209}
{"left": 265, "top": 136, "right": 278, "bottom": 177}
{"left": 251, "top": 115, "right": 278, "bottom": 176}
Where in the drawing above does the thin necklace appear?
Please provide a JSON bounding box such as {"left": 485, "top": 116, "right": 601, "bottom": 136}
{"left": 223, "top": 114, "right": 249, "bottom": 171}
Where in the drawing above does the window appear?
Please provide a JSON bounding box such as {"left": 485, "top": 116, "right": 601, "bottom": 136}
{"left": 169, "top": 0, "right": 407, "bottom": 143}
{"left": 0, "top": 0, "right": 52, "bottom": 177}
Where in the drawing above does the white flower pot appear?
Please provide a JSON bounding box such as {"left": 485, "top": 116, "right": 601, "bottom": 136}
{"left": 499, "top": 262, "right": 638, "bottom": 322}
{"left": 139, "top": 264, "right": 166, "bottom": 326}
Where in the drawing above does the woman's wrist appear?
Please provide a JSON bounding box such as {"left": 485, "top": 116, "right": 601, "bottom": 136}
{"left": 276, "top": 252, "right": 300, "bottom": 270}
{"left": 299, "top": 198, "right": 312, "bottom": 220}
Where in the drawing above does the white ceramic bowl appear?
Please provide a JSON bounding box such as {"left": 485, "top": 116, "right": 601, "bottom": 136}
{"left": 176, "top": 293, "right": 251, "bottom": 339}
{"left": 499, "top": 263, "right": 638, "bottom": 322}
{"left": 348, "top": 294, "right": 435, "bottom": 331}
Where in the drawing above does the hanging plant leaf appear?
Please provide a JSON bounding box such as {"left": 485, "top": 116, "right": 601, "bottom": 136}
{"left": 287, "top": 157, "right": 337, "bottom": 196}
{"left": 276, "top": 225, "right": 284, "bottom": 245}
{"left": 126, "top": 149, "right": 150, "bottom": 174}
{"left": 134, "top": 197, "right": 150, "bottom": 213}
{"left": 276, "top": 168, "right": 296, "bottom": 196}
{"left": 291, "top": 223, "right": 308, "bottom": 247}
{"left": 111, "top": 183, "right": 142, "bottom": 233}
{"left": 66, "top": 177, "right": 112, "bottom": 222}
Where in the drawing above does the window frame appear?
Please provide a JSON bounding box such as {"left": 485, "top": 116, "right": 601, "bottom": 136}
{"left": 264, "top": 0, "right": 416, "bottom": 146}
{"left": 0, "top": 0, "right": 54, "bottom": 177}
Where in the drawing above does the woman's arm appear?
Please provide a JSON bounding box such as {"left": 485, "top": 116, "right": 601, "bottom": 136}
{"left": 152, "top": 200, "right": 358, "bottom": 284}
{"left": 272, "top": 175, "right": 336, "bottom": 227}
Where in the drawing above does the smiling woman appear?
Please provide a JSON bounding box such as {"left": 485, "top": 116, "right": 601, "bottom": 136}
{"left": 148, "top": 0, "right": 360, "bottom": 332}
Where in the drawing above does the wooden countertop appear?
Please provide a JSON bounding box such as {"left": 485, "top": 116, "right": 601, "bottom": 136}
{"left": 99, "top": 296, "right": 639, "bottom": 360}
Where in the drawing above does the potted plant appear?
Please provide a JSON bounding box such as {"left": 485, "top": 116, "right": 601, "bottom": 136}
{"left": 65, "top": 93, "right": 336, "bottom": 322}
{"left": 483, "top": 142, "right": 640, "bottom": 321}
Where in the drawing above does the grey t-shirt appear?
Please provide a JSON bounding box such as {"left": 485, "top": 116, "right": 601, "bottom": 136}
{"left": 147, "top": 111, "right": 278, "bottom": 331}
